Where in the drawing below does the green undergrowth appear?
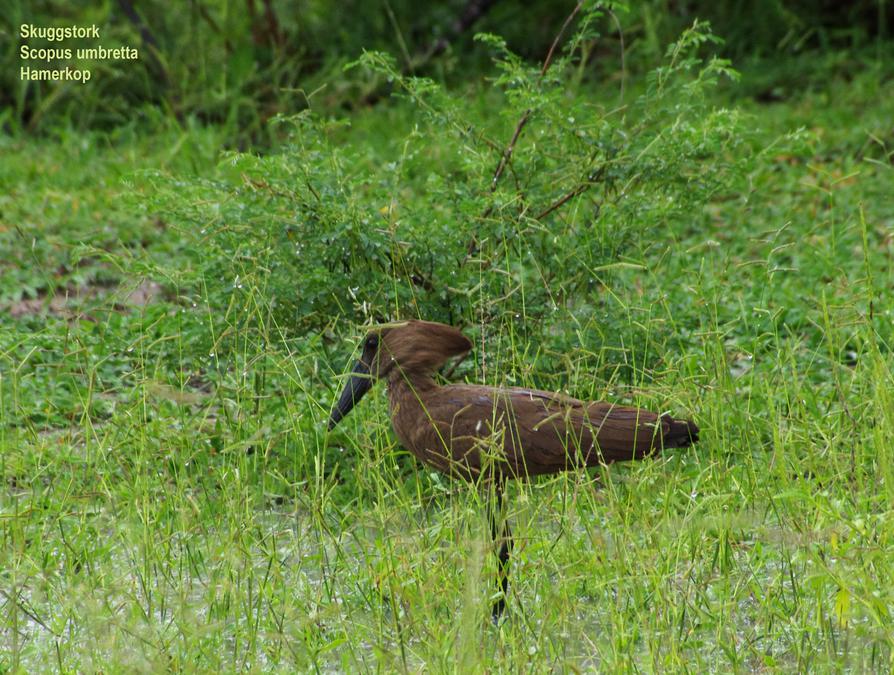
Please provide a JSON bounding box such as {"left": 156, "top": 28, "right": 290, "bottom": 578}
{"left": 3, "top": 33, "right": 894, "bottom": 673}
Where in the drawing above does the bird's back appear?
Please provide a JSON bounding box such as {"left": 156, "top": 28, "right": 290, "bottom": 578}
{"left": 390, "top": 381, "right": 698, "bottom": 479}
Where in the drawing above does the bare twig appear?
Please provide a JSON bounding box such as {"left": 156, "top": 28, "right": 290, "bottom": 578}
{"left": 487, "top": 1, "right": 585, "bottom": 194}
{"left": 443, "top": 349, "right": 471, "bottom": 380}
{"left": 261, "top": 0, "right": 284, "bottom": 45}
{"left": 469, "top": 1, "right": 586, "bottom": 254}
{"left": 534, "top": 184, "right": 590, "bottom": 221}
{"left": 247, "top": 0, "right": 284, "bottom": 46}
{"left": 538, "top": 0, "right": 585, "bottom": 80}
{"left": 534, "top": 165, "right": 607, "bottom": 221}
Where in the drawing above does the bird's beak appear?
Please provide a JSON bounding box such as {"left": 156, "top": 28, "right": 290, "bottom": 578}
{"left": 328, "top": 360, "right": 374, "bottom": 430}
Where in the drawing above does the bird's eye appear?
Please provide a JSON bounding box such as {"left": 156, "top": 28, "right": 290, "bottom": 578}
{"left": 364, "top": 335, "right": 379, "bottom": 350}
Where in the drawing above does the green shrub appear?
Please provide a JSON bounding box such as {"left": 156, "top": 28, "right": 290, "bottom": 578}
{"left": 148, "top": 19, "right": 749, "bottom": 372}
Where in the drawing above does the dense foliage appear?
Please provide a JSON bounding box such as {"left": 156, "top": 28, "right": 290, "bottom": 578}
{"left": 147, "top": 20, "right": 747, "bottom": 365}
{"left": 3, "top": 0, "right": 890, "bottom": 135}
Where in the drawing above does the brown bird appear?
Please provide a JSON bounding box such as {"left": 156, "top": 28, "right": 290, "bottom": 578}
{"left": 328, "top": 320, "right": 698, "bottom": 618}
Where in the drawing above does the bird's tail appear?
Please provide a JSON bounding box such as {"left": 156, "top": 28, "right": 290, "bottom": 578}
{"left": 661, "top": 415, "right": 699, "bottom": 448}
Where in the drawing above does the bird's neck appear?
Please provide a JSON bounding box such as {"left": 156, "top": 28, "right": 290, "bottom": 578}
{"left": 386, "top": 368, "right": 438, "bottom": 402}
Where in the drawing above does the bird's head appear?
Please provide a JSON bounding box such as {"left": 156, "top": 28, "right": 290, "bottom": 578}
{"left": 328, "top": 320, "right": 472, "bottom": 429}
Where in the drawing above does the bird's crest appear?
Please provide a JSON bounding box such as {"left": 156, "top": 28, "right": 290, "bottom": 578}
{"left": 377, "top": 320, "right": 472, "bottom": 376}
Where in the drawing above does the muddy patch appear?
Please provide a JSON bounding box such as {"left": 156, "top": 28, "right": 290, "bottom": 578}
{"left": 5, "top": 279, "right": 165, "bottom": 319}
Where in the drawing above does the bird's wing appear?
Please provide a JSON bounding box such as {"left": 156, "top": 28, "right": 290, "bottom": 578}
{"left": 500, "top": 385, "right": 584, "bottom": 408}
{"left": 427, "top": 384, "right": 668, "bottom": 478}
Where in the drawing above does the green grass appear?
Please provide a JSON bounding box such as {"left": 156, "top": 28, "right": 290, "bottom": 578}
{"left": 3, "top": 57, "right": 894, "bottom": 672}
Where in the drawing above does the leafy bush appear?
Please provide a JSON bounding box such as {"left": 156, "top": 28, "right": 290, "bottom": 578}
{"left": 147, "top": 17, "right": 749, "bottom": 369}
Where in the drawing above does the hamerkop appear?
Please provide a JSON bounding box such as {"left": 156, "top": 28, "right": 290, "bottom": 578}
{"left": 328, "top": 320, "right": 699, "bottom": 619}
